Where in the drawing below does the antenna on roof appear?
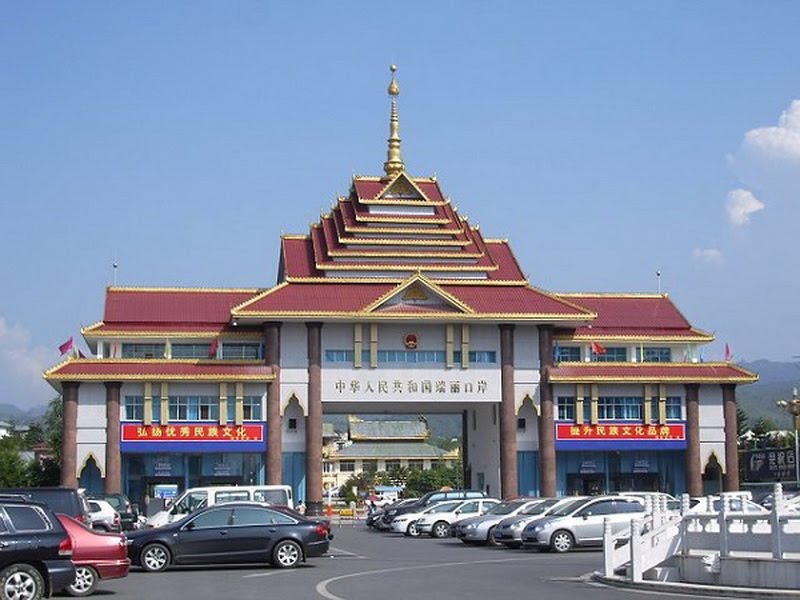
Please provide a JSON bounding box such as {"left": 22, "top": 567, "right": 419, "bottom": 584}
{"left": 113, "top": 258, "right": 119, "bottom": 286}
{"left": 656, "top": 270, "right": 662, "bottom": 294}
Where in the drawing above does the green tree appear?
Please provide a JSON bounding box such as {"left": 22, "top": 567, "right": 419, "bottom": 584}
{"left": 404, "top": 464, "right": 463, "bottom": 497}
{"left": 0, "top": 436, "right": 31, "bottom": 487}
{"left": 736, "top": 406, "right": 749, "bottom": 438}
{"left": 41, "top": 396, "right": 63, "bottom": 461}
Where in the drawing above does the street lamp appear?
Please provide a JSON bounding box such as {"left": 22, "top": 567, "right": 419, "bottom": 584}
{"left": 777, "top": 387, "right": 800, "bottom": 490}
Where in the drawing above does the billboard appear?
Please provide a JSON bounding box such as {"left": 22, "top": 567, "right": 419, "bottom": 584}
{"left": 743, "top": 447, "right": 797, "bottom": 482}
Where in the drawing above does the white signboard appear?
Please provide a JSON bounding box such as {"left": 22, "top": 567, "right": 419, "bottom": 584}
{"left": 323, "top": 368, "right": 501, "bottom": 403}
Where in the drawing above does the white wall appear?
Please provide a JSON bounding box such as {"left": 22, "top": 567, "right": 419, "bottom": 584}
{"left": 466, "top": 403, "right": 500, "bottom": 497}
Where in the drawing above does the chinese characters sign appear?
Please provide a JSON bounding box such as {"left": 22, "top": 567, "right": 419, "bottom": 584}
{"left": 323, "top": 369, "right": 500, "bottom": 402}
{"left": 120, "top": 423, "right": 266, "bottom": 453}
{"left": 555, "top": 422, "right": 687, "bottom": 450}
{"left": 744, "top": 448, "right": 797, "bottom": 482}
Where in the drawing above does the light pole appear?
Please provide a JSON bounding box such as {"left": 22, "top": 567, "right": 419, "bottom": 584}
{"left": 777, "top": 387, "right": 800, "bottom": 490}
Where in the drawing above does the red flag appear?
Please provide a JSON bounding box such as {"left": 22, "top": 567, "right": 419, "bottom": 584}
{"left": 208, "top": 339, "right": 219, "bottom": 358}
{"left": 590, "top": 341, "right": 606, "bottom": 355}
{"left": 724, "top": 343, "right": 733, "bottom": 362}
{"left": 58, "top": 337, "right": 74, "bottom": 355}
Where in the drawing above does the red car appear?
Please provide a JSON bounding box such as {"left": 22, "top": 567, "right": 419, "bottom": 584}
{"left": 57, "top": 514, "right": 131, "bottom": 596}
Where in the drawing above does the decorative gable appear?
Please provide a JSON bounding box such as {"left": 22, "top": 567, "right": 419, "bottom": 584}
{"left": 378, "top": 172, "right": 428, "bottom": 201}
{"left": 364, "top": 274, "right": 473, "bottom": 314}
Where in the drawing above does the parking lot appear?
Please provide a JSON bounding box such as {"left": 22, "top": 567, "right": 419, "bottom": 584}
{"left": 71, "top": 523, "right": 705, "bottom": 600}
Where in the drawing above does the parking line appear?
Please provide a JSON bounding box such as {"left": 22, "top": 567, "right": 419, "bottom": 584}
{"left": 315, "top": 556, "right": 541, "bottom": 600}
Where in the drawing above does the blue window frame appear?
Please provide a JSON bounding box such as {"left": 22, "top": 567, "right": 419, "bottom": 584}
{"left": 554, "top": 346, "right": 581, "bottom": 362}
{"left": 637, "top": 347, "right": 672, "bottom": 362}
{"left": 557, "top": 397, "right": 575, "bottom": 420}
{"left": 124, "top": 396, "right": 143, "bottom": 421}
{"left": 171, "top": 343, "right": 213, "bottom": 359}
{"left": 221, "top": 343, "right": 263, "bottom": 360}
{"left": 598, "top": 396, "right": 643, "bottom": 420}
{"left": 121, "top": 344, "right": 165, "bottom": 359}
{"left": 168, "top": 396, "right": 219, "bottom": 421}
{"left": 226, "top": 396, "right": 263, "bottom": 422}
{"left": 593, "top": 347, "right": 627, "bottom": 362}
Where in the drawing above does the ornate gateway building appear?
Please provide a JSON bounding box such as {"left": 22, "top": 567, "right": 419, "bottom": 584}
{"left": 45, "top": 67, "right": 757, "bottom": 515}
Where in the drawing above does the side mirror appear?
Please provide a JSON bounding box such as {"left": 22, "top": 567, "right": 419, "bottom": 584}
{"left": 183, "top": 521, "right": 195, "bottom": 531}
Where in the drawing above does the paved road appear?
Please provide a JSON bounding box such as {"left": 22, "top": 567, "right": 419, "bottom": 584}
{"left": 78, "top": 524, "right": 722, "bottom": 600}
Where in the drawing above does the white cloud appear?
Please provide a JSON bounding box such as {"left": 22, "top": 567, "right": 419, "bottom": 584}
{"left": 692, "top": 248, "right": 724, "bottom": 265}
{"left": 725, "top": 188, "right": 765, "bottom": 226}
{"left": 739, "top": 100, "right": 800, "bottom": 165}
{"left": 0, "top": 316, "right": 59, "bottom": 409}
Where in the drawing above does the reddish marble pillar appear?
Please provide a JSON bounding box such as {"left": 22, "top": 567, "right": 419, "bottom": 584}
{"left": 684, "top": 383, "right": 702, "bottom": 497}
{"left": 264, "top": 322, "right": 282, "bottom": 485}
{"left": 722, "top": 384, "right": 740, "bottom": 491}
{"left": 104, "top": 382, "right": 122, "bottom": 494}
{"left": 499, "top": 324, "right": 517, "bottom": 499}
{"left": 305, "top": 322, "right": 324, "bottom": 516}
{"left": 537, "top": 325, "right": 556, "bottom": 497}
{"left": 61, "top": 382, "right": 80, "bottom": 488}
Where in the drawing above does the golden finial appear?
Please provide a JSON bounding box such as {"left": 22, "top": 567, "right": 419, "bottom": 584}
{"left": 383, "top": 64, "right": 405, "bottom": 179}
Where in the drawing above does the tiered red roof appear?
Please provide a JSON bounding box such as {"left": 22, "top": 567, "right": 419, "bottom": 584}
{"left": 547, "top": 362, "right": 757, "bottom": 384}
{"left": 45, "top": 359, "right": 274, "bottom": 382}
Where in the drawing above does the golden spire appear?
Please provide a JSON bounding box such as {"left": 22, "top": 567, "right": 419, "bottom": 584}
{"left": 383, "top": 64, "right": 405, "bottom": 179}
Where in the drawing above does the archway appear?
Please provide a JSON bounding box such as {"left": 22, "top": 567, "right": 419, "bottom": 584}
{"left": 79, "top": 456, "right": 103, "bottom": 494}
{"left": 702, "top": 453, "right": 723, "bottom": 496}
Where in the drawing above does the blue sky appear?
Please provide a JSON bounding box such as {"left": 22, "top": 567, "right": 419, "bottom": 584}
{"left": 2, "top": 2, "right": 799, "bottom": 408}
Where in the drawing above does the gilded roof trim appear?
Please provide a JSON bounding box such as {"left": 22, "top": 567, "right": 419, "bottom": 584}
{"left": 107, "top": 286, "right": 261, "bottom": 294}
{"left": 315, "top": 262, "right": 497, "bottom": 272}
{"left": 361, "top": 273, "right": 475, "bottom": 315}
{"left": 324, "top": 247, "right": 482, "bottom": 259}
{"left": 356, "top": 171, "right": 433, "bottom": 203}
{"left": 231, "top": 281, "right": 290, "bottom": 313}
{"left": 82, "top": 330, "right": 263, "bottom": 339}
{"left": 230, "top": 311, "right": 596, "bottom": 321}
{"left": 283, "top": 276, "right": 529, "bottom": 286}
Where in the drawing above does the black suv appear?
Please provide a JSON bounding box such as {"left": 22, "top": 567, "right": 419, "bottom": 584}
{"left": 89, "top": 493, "right": 139, "bottom": 531}
{"left": 380, "top": 489, "right": 487, "bottom": 528}
{"left": 0, "top": 488, "right": 91, "bottom": 525}
{"left": 0, "top": 498, "right": 76, "bottom": 599}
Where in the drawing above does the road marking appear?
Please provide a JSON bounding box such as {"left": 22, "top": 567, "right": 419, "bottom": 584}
{"left": 326, "top": 546, "right": 367, "bottom": 558}
{"left": 315, "top": 556, "right": 541, "bottom": 600}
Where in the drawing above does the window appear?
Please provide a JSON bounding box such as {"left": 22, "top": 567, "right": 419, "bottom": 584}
{"left": 340, "top": 461, "right": 355, "bottom": 473}
{"left": 125, "top": 396, "right": 143, "bottom": 421}
{"left": 362, "top": 460, "right": 378, "bottom": 473}
{"left": 408, "top": 460, "right": 423, "bottom": 471}
{"left": 598, "top": 396, "right": 643, "bottom": 420}
{"left": 171, "top": 343, "right": 213, "bottom": 359}
{"left": 554, "top": 346, "right": 581, "bottom": 362}
{"left": 592, "top": 347, "right": 627, "bottom": 362}
{"left": 459, "top": 501, "right": 480, "bottom": 514}
{"left": 324, "top": 349, "right": 497, "bottom": 365}
{"left": 5, "top": 506, "right": 49, "bottom": 531}
{"left": 453, "top": 351, "right": 497, "bottom": 364}
{"left": 385, "top": 459, "right": 401, "bottom": 472}
{"left": 187, "top": 508, "right": 232, "bottom": 529}
{"left": 222, "top": 343, "right": 262, "bottom": 360}
{"left": 214, "top": 491, "right": 249, "bottom": 503}
{"left": 253, "top": 489, "right": 290, "bottom": 505}
{"left": 121, "top": 343, "right": 165, "bottom": 359}
{"left": 637, "top": 347, "right": 671, "bottom": 363}
{"left": 665, "top": 397, "right": 682, "bottom": 420}
{"left": 287, "top": 418, "right": 297, "bottom": 431}
{"left": 227, "top": 396, "right": 263, "bottom": 422}
{"left": 517, "top": 418, "right": 526, "bottom": 431}
{"left": 557, "top": 397, "right": 575, "bottom": 421}
{"left": 233, "top": 507, "right": 295, "bottom": 526}
{"left": 581, "top": 500, "right": 616, "bottom": 517}
{"left": 169, "top": 396, "right": 219, "bottom": 421}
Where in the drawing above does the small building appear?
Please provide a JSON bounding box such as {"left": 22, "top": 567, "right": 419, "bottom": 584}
{"left": 323, "top": 417, "right": 459, "bottom": 491}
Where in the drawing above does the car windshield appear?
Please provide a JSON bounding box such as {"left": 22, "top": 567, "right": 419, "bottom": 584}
{"left": 549, "top": 498, "right": 590, "bottom": 517}
{"left": 428, "top": 501, "right": 462, "bottom": 513}
{"left": 521, "top": 498, "right": 557, "bottom": 515}
{"left": 486, "top": 500, "right": 528, "bottom": 515}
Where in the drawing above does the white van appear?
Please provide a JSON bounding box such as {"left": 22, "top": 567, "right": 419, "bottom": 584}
{"left": 146, "top": 485, "right": 294, "bottom": 528}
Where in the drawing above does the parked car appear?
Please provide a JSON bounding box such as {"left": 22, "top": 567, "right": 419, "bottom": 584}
{"left": 453, "top": 497, "right": 543, "bottom": 545}
{"left": 87, "top": 499, "right": 121, "bottom": 532}
{"left": 57, "top": 514, "right": 130, "bottom": 597}
{"left": 370, "top": 498, "right": 418, "bottom": 530}
{"left": 618, "top": 491, "right": 680, "bottom": 511}
{"left": 89, "top": 493, "right": 139, "bottom": 531}
{"left": 0, "top": 487, "right": 91, "bottom": 525}
{"left": 492, "top": 497, "right": 581, "bottom": 548}
{"left": 521, "top": 495, "right": 645, "bottom": 553}
{"left": 0, "top": 498, "right": 76, "bottom": 599}
{"left": 416, "top": 498, "right": 501, "bottom": 538}
{"left": 687, "top": 495, "right": 767, "bottom": 514}
{"left": 127, "top": 502, "right": 331, "bottom": 571}
{"left": 390, "top": 500, "right": 462, "bottom": 537}
{"left": 380, "top": 489, "right": 487, "bottom": 529}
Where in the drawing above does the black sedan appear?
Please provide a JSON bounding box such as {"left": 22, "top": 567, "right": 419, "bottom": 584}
{"left": 126, "top": 502, "right": 330, "bottom": 571}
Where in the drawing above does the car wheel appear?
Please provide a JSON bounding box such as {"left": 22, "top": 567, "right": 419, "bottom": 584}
{"left": 431, "top": 521, "right": 449, "bottom": 539}
{"left": 486, "top": 526, "right": 500, "bottom": 546}
{"left": 0, "top": 563, "right": 45, "bottom": 600}
{"left": 141, "top": 543, "right": 171, "bottom": 572}
{"left": 550, "top": 530, "right": 574, "bottom": 553}
{"left": 272, "top": 539, "right": 303, "bottom": 569}
{"left": 406, "top": 521, "right": 420, "bottom": 537}
{"left": 66, "top": 566, "right": 98, "bottom": 597}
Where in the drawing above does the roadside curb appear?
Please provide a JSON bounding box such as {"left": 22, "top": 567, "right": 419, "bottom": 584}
{"left": 591, "top": 572, "right": 800, "bottom": 599}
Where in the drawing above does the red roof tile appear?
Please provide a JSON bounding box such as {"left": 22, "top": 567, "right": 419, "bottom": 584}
{"left": 441, "top": 285, "right": 594, "bottom": 317}
{"left": 84, "top": 323, "right": 250, "bottom": 335}
{"left": 557, "top": 295, "right": 691, "bottom": 329}
{"left": 103, "top": 289, "right": 257, "bottom": 324}
{"left": 45, "top": 359, "right": 274, "bottom": 381}
{"left": 281, "top": 237, "right": 320, "bottom": 278}
{"left": 548, "top": 362, "right": 757, "bottom": 383}
{"left": 556, "top": 326, "right": 712, "bottom": 340}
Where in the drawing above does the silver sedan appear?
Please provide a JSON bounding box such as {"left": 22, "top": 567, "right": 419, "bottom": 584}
{"left": 454, "top": 498, "right": 544, "bottom": 545}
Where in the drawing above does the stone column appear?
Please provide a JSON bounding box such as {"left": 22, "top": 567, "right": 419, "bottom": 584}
{"left": 264, "top": 322, "right": 282, "bottom": 485}
{"left": 104, "top": 382, "right": 122, "bottom": 494}
{"left": 722, "top": 384, "right": 740, "bottom": 491}
{"left": 305, "top": 322, "right": 324, "bottom": 516}
{"left": 61, "top": 382, "right": 80, "bottom": 488}
{"left": 537, "top": 325, "right": 556, "bottom": 497}
{"left": 684, "top": 383, "right": 702, "bottom": 497}
{"left": 499, "top": 324, "right": 517, "bottom": 499}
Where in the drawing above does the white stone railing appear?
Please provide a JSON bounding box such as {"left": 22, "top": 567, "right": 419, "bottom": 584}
{"left": 603, "top": 484, "right": 800, "bottom": 583}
